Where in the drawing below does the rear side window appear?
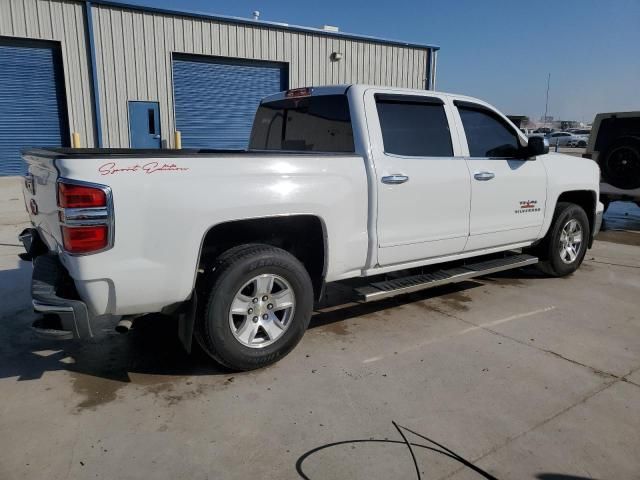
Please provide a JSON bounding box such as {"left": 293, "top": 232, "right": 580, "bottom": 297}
{"left": 249, "top": 95, "right": 354, "bottom": 152}
{"left": 375, "top": 96, "right": 453, "bottom": 157}
{"left": 457, "top": 105, "right": 520, "bottom": 158}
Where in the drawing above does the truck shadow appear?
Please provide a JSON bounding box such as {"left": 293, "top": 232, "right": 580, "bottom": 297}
{"left": 0, "top": 311, "right": 226, "bottom": 383}
{"left": 309, "top": 280, "right": 485, "bottom": 330}
{"left": 536, "top": 475, "right": 600, "bottom": 480}
{"left": 0, "top": 268, "right": 545, "bottom": 385}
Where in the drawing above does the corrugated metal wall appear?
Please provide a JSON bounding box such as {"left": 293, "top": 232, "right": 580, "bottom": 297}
{"left": 0, "top": 0, "right": 95, "bottom": 147}
{"left": 0, "top": 0, "right": 432, "bottom": 151}
{"left": 90, "top": 3, "right": 431, "bottom": 148}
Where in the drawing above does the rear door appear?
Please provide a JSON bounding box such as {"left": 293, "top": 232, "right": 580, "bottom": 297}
{"left": 453, "top": 100, "right": 547, "bottom": 251}
{"left": 364, "top": 89, "right": 471, "bottom": 266}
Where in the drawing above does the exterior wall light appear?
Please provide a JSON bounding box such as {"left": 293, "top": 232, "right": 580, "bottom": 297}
{"left": 330, "top": 52, "right": 343, "bottom": 61}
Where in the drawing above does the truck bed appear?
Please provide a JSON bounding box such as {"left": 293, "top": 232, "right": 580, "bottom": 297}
{"left": 21, "top": 145, "right": 370, "bottom": 317}
{"left": 22, "top": 147, "right": 359, "bottom": 159}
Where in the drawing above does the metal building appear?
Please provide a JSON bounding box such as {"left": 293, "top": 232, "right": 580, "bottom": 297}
{"left": 0, "top": 0, "right": 439, "bottom": 175}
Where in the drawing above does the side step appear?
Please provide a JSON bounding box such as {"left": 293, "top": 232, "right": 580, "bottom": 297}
{"left": 355, "top": 254, "right": 538, "bottom": 302}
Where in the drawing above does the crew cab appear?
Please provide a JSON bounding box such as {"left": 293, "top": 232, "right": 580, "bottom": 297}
{"left": 20, "top": 85, "right": 604, "bottom": 370}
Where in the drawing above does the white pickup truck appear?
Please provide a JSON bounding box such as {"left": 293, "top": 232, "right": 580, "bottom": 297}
{"left": 20, "top": 84, "right": 603, "bottom": 370}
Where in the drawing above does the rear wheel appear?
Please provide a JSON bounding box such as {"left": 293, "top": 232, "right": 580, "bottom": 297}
{"left": 196, "top": 244, "right": 313, "bottom": 371}
{"left": 537, "top": 202, "right": 590, "bottom": 277}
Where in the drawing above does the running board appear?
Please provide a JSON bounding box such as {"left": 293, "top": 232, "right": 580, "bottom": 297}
{"left": 355, "top": 254, "right": 538, "bottom": 302}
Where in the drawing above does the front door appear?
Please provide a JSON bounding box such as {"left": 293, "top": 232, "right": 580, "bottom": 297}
{"left": 365, "top": 90, "right": 471, "bottom": 267}
{"left": 453, "top": 101, "right": 547, "bottom": 251}
{"left": 128, "top": 101, "right": 161, "bottom": 148}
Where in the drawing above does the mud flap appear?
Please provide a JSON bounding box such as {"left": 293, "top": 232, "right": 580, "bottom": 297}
{"left": 177, "top": 291, "right": 197, "bottom": 354}
{"left": 19, "top": 228, "right": 48, "bottom": 261}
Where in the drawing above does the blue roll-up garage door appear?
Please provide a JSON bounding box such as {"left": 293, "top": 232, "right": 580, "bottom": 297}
{"left": 173, "top": 56, "right": 287, "bottom": 149}
{"left": 0, "top": 39, "right": 68, "bottom": 176}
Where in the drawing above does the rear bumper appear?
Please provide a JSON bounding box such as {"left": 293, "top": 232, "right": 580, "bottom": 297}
{"left": 32, "top": 254, "right": 94, "bottom": 340}
{"left": 21, "top": 229, "right": 95, "bottom": 340}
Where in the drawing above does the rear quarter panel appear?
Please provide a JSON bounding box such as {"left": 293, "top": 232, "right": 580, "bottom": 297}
{"left": 55, "top": 154, "right": 368, "bottom": 315}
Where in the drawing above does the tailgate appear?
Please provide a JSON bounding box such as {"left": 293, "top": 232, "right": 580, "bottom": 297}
{"left": 22, "top": 149, "right": 62, "bottom": 252}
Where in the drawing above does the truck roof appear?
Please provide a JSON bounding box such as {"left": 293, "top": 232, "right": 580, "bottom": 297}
{"left": 260, "top": 84, "right": 490, "bottom": 107}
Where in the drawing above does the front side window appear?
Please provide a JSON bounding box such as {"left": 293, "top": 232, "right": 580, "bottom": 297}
{"left": 249, "top": 95, "right": 354, "bottom": 152}
{"left": 457, "top": 105, "right": 521, "bottom": 158}
{"left": 375, "top": 96, "right": 453, "bottom": 157}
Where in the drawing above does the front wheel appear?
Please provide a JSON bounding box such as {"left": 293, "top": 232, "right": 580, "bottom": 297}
{"left": 537, "top": 202, "right": 590, "bottom": 277}
{"left": 196, "top": 244, "right": 313, "bottom": 371}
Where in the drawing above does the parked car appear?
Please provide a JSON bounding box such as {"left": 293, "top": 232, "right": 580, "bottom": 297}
{"left": 20, "top": 84, "right": 603, "bottom": 370}
{"left": 568, "top": 129, "right": 591, "bottom": 147}
{"left": 583, "top": 111, "right": 640, "bottom": 210}
{"left": 546, "top": 131, "right": 587, "bottom": 147}
{"left": 567, "top": 128, "right": 591, "bottom": 135}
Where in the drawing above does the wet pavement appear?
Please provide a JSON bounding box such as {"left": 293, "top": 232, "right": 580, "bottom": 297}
{"left": 1, "top": 177, "right": 639, "bottom": 480}
{"left": 597, "top": 201, "right": 640, "bottom": 247}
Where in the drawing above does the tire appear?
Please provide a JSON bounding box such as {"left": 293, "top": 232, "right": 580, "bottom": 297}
{"left": 601, "top": 137, "right": 640, "bottom": 190}
{"left": 195, "top": 244, "right": 313, "bottom": 371}
{"left": 578, "top": 140, "right": 587, "bottom": 148}
{"left": 537, "top": 202, "right": 590, "bottom": 277}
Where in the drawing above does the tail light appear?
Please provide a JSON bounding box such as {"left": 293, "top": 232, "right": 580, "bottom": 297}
{"left": 58, "top": 183, "right": 106, "bottom": 208}
{"left": 61, "top": 225, "right": 108, "bottom": 254}
{"left": 57, "top": 180, "right": 113, "bottom": 254}
{"left": 285, "top": 87, "right": 312, "bottom": 98}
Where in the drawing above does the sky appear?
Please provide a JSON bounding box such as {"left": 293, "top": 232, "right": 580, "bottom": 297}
{"left": 119, "top": 0, "right": 640, "bottom": 123}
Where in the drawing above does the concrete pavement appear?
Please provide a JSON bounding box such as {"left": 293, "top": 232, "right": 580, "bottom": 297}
{"left": 1, "top": 176, "right": 639, "bottom": 479}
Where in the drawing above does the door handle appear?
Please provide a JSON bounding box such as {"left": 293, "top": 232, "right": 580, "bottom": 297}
{"left": 474, "top": 171, "right": 495, "bottom": 181}
{"left": 381, "top": 175, "right": 409, "bottom": 185}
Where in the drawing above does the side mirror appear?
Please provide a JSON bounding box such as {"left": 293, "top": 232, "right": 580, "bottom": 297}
{"left": 526, "top": 136, "right": 549, "bottom": 158}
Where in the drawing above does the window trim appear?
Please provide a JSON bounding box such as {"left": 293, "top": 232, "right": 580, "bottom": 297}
{"left": 454, "top": 100, "right": 526, "bottom": 159}
{"left": 374, "top": 94, "right": 454, "bottom": 158}
{"left": 375, "top": 93, "right": 445, "bottom": 105}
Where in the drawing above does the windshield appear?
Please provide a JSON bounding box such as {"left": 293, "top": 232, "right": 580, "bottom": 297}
{"left": 249, "top": 94, "right": 355, "bottom": 152}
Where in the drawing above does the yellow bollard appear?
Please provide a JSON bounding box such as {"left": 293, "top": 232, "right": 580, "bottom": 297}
{"left": 71, "top": 132, "right": 81, "bottom": 148}
{"left": 174, "top": 131, "right": 182, "bottom": 149}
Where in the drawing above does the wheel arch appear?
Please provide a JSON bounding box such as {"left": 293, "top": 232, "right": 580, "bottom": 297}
{"left": 194, "top": 214, "right": 328, "bottom": 301}
{"left": 553, "top": 190, "right": 597, "bottom": 247}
